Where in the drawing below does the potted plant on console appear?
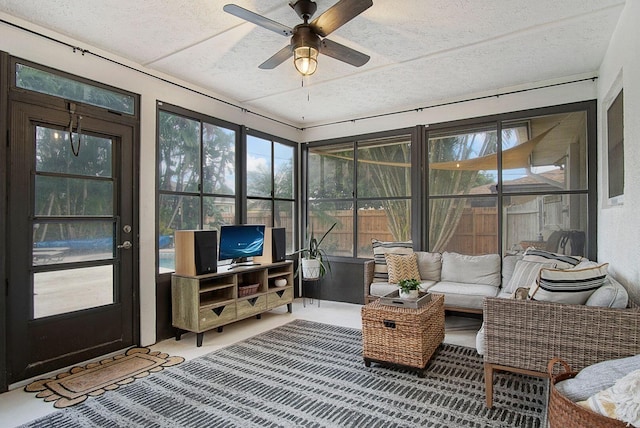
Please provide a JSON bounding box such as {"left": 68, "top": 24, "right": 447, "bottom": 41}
{"left": 294, "top": 222, "right": 337, "bottom": 280}
{"left": 398, "top": 278, "right": 420, "bottom": 299}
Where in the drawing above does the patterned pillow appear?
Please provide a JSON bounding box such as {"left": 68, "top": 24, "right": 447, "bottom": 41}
{"left": 522, "top": 247, "right": 582, "bottom": 269}
{"left": 503, "top": 260, "right": 556, "bottom": 294}
{"left": 528, "top": 263, "right": 609, "bottom": 304}
{"left": 385, "top": 253, "right": 421, "bottom": 284}
{"left": 371, "top": 239, "right": 413, "bottom": 283}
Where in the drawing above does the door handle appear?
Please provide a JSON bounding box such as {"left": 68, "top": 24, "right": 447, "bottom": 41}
{"left": 117, "top": 241, "right": 132, "bottom": 250}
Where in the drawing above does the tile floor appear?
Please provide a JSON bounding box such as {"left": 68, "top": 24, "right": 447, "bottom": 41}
{"left": 0, "top": 298, "right": 482, "bottom": 428}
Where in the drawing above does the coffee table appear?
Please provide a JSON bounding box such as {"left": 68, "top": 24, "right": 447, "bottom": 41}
{"left": 361, "top": 293, "right": 445, "bottom": 376}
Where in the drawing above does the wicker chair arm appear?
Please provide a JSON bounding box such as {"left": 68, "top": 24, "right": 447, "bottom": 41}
{"left": 483, "top": 297, "right": 640, "bottom": 375}
{"left": 364, "top": 259, "right": 375, "bottom": 299}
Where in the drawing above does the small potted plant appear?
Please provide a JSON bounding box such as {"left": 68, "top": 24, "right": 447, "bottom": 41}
{"left": 293, "top": 222, "right": 337, "bottom": 280}
{"left": 398, "top": 278, "right": 421, "bottom": 299}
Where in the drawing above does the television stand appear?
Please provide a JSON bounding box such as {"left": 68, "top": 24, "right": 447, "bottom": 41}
{"left": 171, "top": 261, "right": 294, "bottom": 347}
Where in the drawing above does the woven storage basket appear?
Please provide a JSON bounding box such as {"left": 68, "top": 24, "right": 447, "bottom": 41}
{"left": 361, "top": 293, "right": 444, "bottom": 369}
{"left": 238, "top": 283, "right": 260, "bottom": 297}
{"left": 547, "top": 358, "right": 628, "bottom": 428}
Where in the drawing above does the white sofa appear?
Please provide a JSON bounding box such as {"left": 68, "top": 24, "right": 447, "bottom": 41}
{"left": 364, "top": 249, "right": 517, "bottom": 314}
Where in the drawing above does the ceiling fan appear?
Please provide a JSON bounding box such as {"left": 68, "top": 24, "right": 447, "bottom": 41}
{"left": 223, "top": 0, "right": 373, "bottom": 76}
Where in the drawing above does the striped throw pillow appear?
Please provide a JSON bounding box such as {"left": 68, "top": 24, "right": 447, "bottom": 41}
{"left": 371, "top": 239, "right": 413, "bottom": 283}
{"left": 528, "top": 263, "right": 609, "bottom": 304}
{"left": 385, "top": 253, "right": 421, "bottom": 284}
{"left": 503, "top": 260, "right": 555, "bottom": 294}
{"left": 522, "top": 247, "right": 582, "bottom": 269}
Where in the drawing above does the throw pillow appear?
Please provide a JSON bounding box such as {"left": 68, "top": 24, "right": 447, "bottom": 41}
{"left": 502, "top": 254, "right": 524, "bottom": 287}
{"left": 522, "top": 247, "right": 582, "bottom": 269}
{"left": 585, "top": 276, "right": 629, "bottom": 308}
{"left": 415, "top": 251, "right": 442, "bottom": 281}
{"left": 385, "top": 253, "right": 421, "bottom": 284}
{"left": 513, "top": 287, "right": 530, "bottom": 300}
{"left": 578, "top": 369, "right": 640, "bottom": 426}
{"left": 440, "top": 252, "right": 501, "bottom": 286}
{"left": 555, "top": 354, "right": 640, "bottom": 402}
{"left": 528, "top": 263, "right": 609, "bottom": 304}
{"left": 371, "top": 239, "right": 413, "bottom": 283}
{"left": 503, "top": 260, "right": 556, "bottom": 294}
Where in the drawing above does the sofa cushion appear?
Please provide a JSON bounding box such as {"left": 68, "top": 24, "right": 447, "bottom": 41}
{"left": 555, "top": 354, "right": 640, "bottom": 402}
{"left": 502, "top": 254, "right": 523, "bottom": 288}
{"left": 586, "top": 276, "right": 629, "bottom": 308}
{"left": 384, "top": 252, "right": 420, "bottom": 284}
{"left": 415, "top": 251, "right": 442, "bottom": 281}
{"left": 428, "top": 281, "right": 499, "bottom": 310}
{"left": 441, "top": 252, "right": 501, "bottom": 286}
{"left": 522, "top": 247, "right": 582, "bottom": 269}
{"left": 371, "top": 239, "right": 413, "bottom": 283}
{"left": 370, "top": 280, "right": 437, "bottom": 297}
{"left": 529, "top": 263, "right": 609, "bottom": 304}
{"left": 503, "top": 260, "right": 556, "bottom": 294}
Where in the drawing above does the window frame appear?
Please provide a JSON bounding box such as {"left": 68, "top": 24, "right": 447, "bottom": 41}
{"left": 155, "top": 102, "right": 241, "bottom": 276}
{"left": 305, "top": 127, "right": 418, "bottom": 259}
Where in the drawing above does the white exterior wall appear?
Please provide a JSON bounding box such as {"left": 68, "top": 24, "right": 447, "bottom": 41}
{"left": 597, "top": 0, "right": 640, "bottom": 302}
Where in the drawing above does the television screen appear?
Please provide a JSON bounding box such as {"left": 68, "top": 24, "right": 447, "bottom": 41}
{"left": 218, "top": 225, "right": 265, "bottom": 262}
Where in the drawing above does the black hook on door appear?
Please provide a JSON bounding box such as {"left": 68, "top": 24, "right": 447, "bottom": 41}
{"left": 67, "top": 102, "right": 83, "bottom": 157}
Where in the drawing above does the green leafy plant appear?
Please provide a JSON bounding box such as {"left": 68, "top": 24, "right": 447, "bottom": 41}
{"left": 398, "top": 278, "right": 420, "bottom": 293}
{"left": 293, "top": 222, "right": 337, "bottom": 278}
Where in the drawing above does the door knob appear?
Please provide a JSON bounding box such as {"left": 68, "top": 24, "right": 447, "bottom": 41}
{"left": 118, "top": 241, "right": 132, "bottom": 250}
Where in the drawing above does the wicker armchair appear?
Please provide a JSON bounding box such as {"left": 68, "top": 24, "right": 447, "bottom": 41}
{"left": 483, "top": 297, "right": 640, "bottom": 407}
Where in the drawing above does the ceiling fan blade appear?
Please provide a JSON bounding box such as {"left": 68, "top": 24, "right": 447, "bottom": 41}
{"left": 320, "top": 38, "right": 370, "bottom": 67}
{"left": 259, "top": 45, "right": 294, "bottom": 69}
{"left": 223, "top": 4, "right": 293, "bottom": 37}
{"left": 310, "top": 0, "right": 373, "bottom": 37}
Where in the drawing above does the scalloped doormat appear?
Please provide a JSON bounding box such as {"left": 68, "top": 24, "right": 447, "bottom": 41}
{"left": 24, "top": 347, "right": 184, "bottom": 408}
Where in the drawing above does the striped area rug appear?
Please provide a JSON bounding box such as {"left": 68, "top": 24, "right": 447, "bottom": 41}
{"left": 21, "top": 320, "right": 547, "bottom": 427}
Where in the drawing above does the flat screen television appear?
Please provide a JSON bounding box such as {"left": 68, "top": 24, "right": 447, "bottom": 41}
{"left": 218, "top": 224, "right": 265, "bottom": 266}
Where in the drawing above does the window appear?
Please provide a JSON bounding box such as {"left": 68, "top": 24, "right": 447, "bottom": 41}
{"left": 308, "top": 134, "right": 412, "bottom": 258}
{"left": 15, "top": 62, "right": 135, "bottom": 115}
{"left": 426, "top": 107, "right": 592, "bottom": 258}
{"left": 157, "top": 106, "right": 237, "bottom": 273}
{"left": 607, "top": 89, "right": 624, "bottom": 200}
{"left": 246, "top": 134, "right": 296, "bottom": 253}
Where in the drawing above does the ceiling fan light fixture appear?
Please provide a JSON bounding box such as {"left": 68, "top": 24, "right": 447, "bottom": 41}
{"left": 294, "top": 45, "right": 318, "bottom": 76}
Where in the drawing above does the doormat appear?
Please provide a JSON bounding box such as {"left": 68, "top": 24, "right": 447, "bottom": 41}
{"left": 24, "top": 347, "right": 184, "bottom": 408}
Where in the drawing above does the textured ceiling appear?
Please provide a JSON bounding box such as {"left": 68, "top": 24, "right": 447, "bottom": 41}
{"left": 0, "top": 0, "right": 625, "bottom": 128}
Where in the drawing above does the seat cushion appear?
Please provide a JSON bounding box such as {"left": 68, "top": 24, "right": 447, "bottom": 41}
{"left": 441, "top": 252, "right": 501, "bottom": 286}
{"left": 428, "top": 281, "right": 499, "bottom": 310}
{"left": 370, "top": 280, "right": 436, "bottom": 297}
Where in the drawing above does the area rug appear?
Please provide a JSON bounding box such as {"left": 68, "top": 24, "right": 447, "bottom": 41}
{"left": 24, "top": 347, "right": 184, "bottom": 408}
{"left": 21, "top": 320, "right": 547, "bottom": 427}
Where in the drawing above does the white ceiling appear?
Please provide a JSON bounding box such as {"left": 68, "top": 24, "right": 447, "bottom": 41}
{"left": 0, "top": 0, "right": 625, "bottom": 128}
